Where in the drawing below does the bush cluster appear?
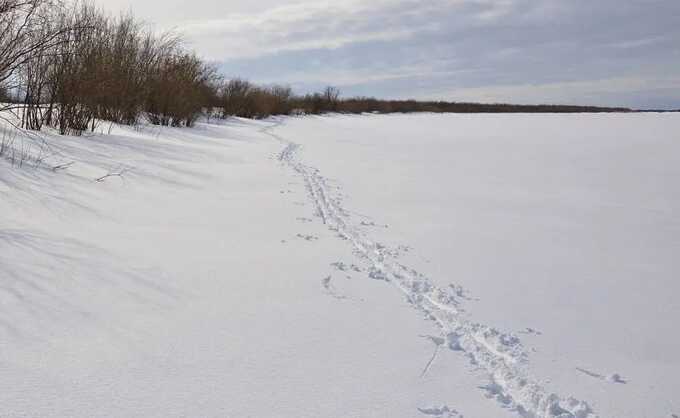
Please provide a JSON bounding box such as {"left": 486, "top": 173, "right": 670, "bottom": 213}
{"left": 1, "top": 0, "right": 218, "bottom": 135}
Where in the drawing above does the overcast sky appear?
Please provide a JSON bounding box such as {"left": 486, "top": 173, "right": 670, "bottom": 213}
{"left": 99, "top": 0, "right": 680, "bottom": 109}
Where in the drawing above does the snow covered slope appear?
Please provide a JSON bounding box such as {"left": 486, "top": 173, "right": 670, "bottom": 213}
{"left": 1, "top": 113, "right": 678, "bottom": 418}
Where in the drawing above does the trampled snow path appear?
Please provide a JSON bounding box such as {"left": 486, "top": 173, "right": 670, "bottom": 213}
{"left": 267, "top": 120, "right": 597, "bottom": 418}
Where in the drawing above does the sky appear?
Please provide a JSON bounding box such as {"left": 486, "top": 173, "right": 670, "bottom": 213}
{"left": 99, "top": 0, "right": 680, "bottom": 109}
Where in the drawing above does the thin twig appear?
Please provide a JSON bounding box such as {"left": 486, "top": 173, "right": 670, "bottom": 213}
{"left": 51, "top": 161, "right": 73, "bottom": 171}
{"left": 95, "top": 167, "right": 130, "bottom": 182}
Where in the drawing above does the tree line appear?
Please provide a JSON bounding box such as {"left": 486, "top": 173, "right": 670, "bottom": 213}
{"left": 1, "top": 0, "right": 630, "bottom": 138}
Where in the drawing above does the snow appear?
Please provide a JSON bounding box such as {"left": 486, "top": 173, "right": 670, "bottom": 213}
{"left": 1, "top": 112, "right": 679, "bottom": 418}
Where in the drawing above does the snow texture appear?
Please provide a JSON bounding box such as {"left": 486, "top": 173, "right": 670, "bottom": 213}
{"left": 2, "top": 112, "right": 679, "bottom": 418}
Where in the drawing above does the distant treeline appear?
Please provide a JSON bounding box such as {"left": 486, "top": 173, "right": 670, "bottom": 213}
{"left": 322, "top": 99, "right": 630, "bottom": 114}
{"left": 1, "top": 0, "right": 631, "bottom": 138}
{"left": 209, "top": 80, "right": 631, "bottom": 118}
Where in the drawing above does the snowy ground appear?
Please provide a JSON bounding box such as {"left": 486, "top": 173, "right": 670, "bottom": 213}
{"left": 1, "top": 113, "right": 678, "bottom": 418}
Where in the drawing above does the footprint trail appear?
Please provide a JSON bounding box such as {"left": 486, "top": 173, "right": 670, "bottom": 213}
{"left": 268, "top": 120, "right": 598, "bottom": 418}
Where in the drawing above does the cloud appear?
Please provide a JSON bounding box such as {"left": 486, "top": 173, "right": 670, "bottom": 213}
{"left": 180, "top": 0, "right": 523, "bottom": 60}
{"left": 100, "top": 0, "right": 680, "bottom": 108}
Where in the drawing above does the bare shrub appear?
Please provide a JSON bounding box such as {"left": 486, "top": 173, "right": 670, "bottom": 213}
{"left": 0, "top": 125, "right": 46, "bottom": 167}
{"left": 218, "top": 78, "right": 256, "bottom": 118}
{"left": 3, "top": 1, "right": 222, "bottom": 136}
{"left": 145, "top": 49, "right": 218, "bottom": 127}
{"left": 0, "top": 85, "right": 9, "bottom": 102}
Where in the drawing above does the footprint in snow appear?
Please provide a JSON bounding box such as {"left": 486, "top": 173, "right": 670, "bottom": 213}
{"left": 368, "top": 266, "right": 389, "bottom": 281}
{"left": 519, "top": 327, "right": 543, "bottom": 336}
{"left": 331, "top": 262, "right": 349, "bottom": 272}
{"left": 331, "top": 262, "right": 364, "bottom": 278}
{"left": 417, "top": 405, "right": 463, "bottom": 417}
{"left": 481, "top": 382, "right": 514, "bottom": 406}
{"left": 321, "top": 276, "right": 347, "bottom": 300}
{"left": 360, "top": 220, "right": 389, "bottom": 228}
{"left": 296, "top": 234, "right": 318, "bottom": 241}
{"left": 575, "top": 367, "right": 628, "bottom": 384}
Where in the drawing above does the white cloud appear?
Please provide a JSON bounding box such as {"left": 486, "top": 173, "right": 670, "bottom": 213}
{"left": 608, "top": 36, "right": 668, "bottom": 50}
{"left": 179, "top": 0, "right": 497, "bottom": 59}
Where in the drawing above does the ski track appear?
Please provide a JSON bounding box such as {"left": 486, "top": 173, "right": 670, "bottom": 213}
{"left": 267, "top": 120, "right": 597, "bottom": 418}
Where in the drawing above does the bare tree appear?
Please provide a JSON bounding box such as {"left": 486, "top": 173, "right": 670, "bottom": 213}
{"left": 0, "top": 1, "right": 77, "bottom": 110}
{"left": 323, "top": 86, "right": 340, "bottom": 111}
